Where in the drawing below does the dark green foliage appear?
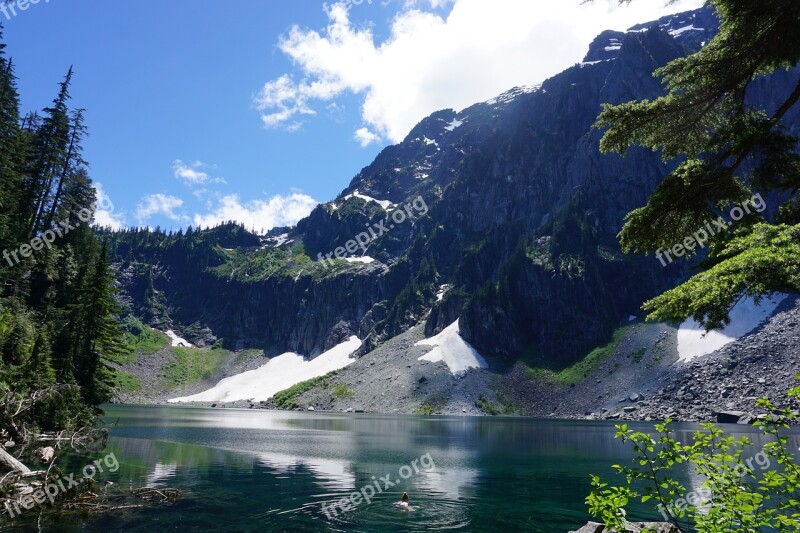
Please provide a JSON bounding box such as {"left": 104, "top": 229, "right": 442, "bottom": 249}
{"left": 587, "top": 386, "right": 800, "bottom": 532}
{"left": 524, "top": 326, "right": 628, "bottom": 385}
{"left": 122, "top": 316, "right": 169, "bottom": 357}
{"left": 644, "top": 223, "right": 800, "bottom": 328}
{"left": 474, "top": 394, "right": 516, "bottom": 416}
{"left": 0, "top": 31, "right": 126, "bottom": 433}
{"left": 596, "top": 0, "right": 800, "bottom": 327}
{"left": 272, "top": 371, "right": 339, "bottom": 409}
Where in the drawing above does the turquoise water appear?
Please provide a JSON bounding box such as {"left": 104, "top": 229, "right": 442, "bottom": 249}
{"left": 7, "top": 405, "right": 797, "bottom": 532}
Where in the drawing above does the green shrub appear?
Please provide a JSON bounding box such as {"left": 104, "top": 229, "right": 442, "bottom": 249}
{"left": 475, "top": 394, "right": 516, "bottom": 416}
{"left": 333, "top": 384, "right": 354, "bottom": 399}
{"left": 630, "top": 347, "right": 646, "bottom": 363}
{"left": 413, "top": 403, "right": 440, "bottom": 416}
{"left": 586, "top": 386, "right": 800, "bottom": 532}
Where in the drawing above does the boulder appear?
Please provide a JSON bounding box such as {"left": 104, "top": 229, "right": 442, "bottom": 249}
{"left": 37, "top": 446, "right": 55, "bottom": 464}
{"left": 716, "top": 411, "right": 746, "bottom": 424}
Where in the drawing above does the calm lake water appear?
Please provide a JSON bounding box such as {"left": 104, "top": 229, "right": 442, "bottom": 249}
{"left": 8, "top": 405, "right": 799, "bottom": 532}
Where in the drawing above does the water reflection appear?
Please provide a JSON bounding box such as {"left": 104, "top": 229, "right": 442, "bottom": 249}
{"left": 10, "top": 405, "right": 798, "bottom": 533}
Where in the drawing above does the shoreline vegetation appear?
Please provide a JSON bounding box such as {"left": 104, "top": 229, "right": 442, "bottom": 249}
{"left": 0, "top": 388, "right": 182, "bottom": 522}
{"left": 0, "top": 32, "right": 182, "bottom": 524}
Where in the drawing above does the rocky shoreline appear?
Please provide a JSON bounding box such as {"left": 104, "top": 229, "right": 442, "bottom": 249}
{"left": 113, "top": 295, "right": 800, "bottom": 426}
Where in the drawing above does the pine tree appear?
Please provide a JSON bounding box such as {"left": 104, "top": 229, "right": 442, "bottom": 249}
{"left": 0, "top": 30, "right": 20, "bottom": 251}
{"left": 595, "top": 0, "right": 800, "bottom": 328}
{"left": 22, "top": 67, "right": 73, "bottom": 239}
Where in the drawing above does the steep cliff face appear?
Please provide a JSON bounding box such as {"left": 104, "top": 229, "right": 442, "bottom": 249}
{"left": 110, "top": 6, "right": 799, "bottom": 364}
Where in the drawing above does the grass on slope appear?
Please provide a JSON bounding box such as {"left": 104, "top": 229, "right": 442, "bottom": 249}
{"left": 122, "top": 317, "right": 170, "bottom": 360}
{"left": 112, "top": 370, "right": 142, "bottom": 392}
{"left": 525, "top": 326, "right": 628, "bottom": 386}
{"left": 163, "top": 346, "right": 231, "bottom": 391}
{"left": 272, "top": 370, "right": 340, "bottom": 409}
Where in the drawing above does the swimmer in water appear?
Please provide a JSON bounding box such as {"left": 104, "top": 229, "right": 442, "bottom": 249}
{"left": 396, "top": 492, "right": 410, "bottom": 509}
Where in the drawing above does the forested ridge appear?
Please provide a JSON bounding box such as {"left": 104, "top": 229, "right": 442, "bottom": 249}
{"left": 0, "top": 29, "right": 126, "bottom": 438}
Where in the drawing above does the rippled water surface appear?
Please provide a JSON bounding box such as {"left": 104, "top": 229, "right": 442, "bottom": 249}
{"left": 9, "top": 405, "right": 797, "bottom": 532}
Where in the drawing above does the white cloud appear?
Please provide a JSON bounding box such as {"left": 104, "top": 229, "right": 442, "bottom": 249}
{"left": 256, "top": 0, "right": 704, "bottom": 143}
{"left": 354, "top": 127, "right": 381, "bottom": 147}
{"left": 173, "top": 160, "right": 226, "bottom": 186}
{"left": 173, "top": 160, "right": 210, "bottom": 185}
{"left": 404, "top": 0, "right": 454, "bottom": 9}
{"left": 193, "top": 193, "right": 319, "bottom": 233}
{"left": 92, "top": 182, "right": 125, "bottom": 230}
{"left": 255, "top": 74, "right": 318, "bottom": 131}
{"left": 136, "top": 194, "right": 186, "bottom": 224}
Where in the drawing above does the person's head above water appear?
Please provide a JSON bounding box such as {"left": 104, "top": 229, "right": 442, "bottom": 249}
{"left": 401, "top": 492, "right": 409, "bottom": 503}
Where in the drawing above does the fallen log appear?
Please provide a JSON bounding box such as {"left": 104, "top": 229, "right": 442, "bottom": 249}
{"left": 0, "top": 446, "right": 31, "bottom": 474}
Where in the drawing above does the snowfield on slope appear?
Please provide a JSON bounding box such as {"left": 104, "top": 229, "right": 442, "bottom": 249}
{"left": 416, "top": 319, "right": 488, "bottom": 375}
{"left": 677, "top": 293, "right": 788, "bottom": 362}
{"left": 169, "top": 336, "right": 362, "bottom": 403}
{"left": 345, "top": 256, "right": 375, "bottom": 264}
{"left": 165, "top": 330, "right": 193, "bottom": 348}
{"left": 342, "top": 190, "right": 394, "bottom": 210}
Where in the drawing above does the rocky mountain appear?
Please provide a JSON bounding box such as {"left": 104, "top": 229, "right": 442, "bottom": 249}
{"left": 106, "top": 5, "right": 799, "bottom": 381}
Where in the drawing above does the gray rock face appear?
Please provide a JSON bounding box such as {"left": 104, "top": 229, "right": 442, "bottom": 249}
{"left": 111, "top": 6, "right": 800, "bottom": 376}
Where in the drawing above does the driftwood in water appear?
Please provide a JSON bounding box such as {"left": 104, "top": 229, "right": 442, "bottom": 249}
{"left": 0, "top": 446, "right": 30, "bottom": 474}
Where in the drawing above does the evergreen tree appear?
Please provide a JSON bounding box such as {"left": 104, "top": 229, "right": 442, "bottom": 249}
{"left": 0, "top": 31, "right": 20, "bottom": 253}
{"left": 0, "top": 30, "right": 130, "bottom": 431}
{"left": 595, "top": 0, "right": 800, "bottom": 328}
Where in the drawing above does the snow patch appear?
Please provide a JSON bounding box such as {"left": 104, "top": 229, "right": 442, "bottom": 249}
{"left": 580, "top": 58, "right": 616, "bottom": 67}
{"left": 416, "top": 319, "right": 488, "bottom": 375}
{"left": 677, "top": 294, "right": 788, "bottom": 362}
{"left": 604, "top": 45, "right": 621, "bottom": 51}
{"left": 444, "top": 118, "right": 463, "bottom": 131}
{"left": 345, "top": 256, "right": 375, "bottom": 265}
{"left": 485, "top": 85, "right": 540, "bottom": 106}
{"left": 266, "top": 233, "right": 290, "bottom": 247}
{"left": 168, "top": 336, "right": 362, "bottom": 403}
{"left": 436, "top": 284, "right": 450, "bottom": 302}
{"left": 166, "top": 330, "right": 193, "bottom": 348}
{"left": 669, "top": 25, "right": 704, "bottom": 37}
{"left": 343, "top": 190, "right": 395, "bottom": 210}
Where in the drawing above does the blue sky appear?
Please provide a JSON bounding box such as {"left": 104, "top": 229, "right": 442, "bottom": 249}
{"left": 2, "top": 0, "right": 702, "bottom": 232}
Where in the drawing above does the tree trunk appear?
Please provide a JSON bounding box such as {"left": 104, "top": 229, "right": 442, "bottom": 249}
{"left": 0, "top": 447, "right": 31, "bottom": 474}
